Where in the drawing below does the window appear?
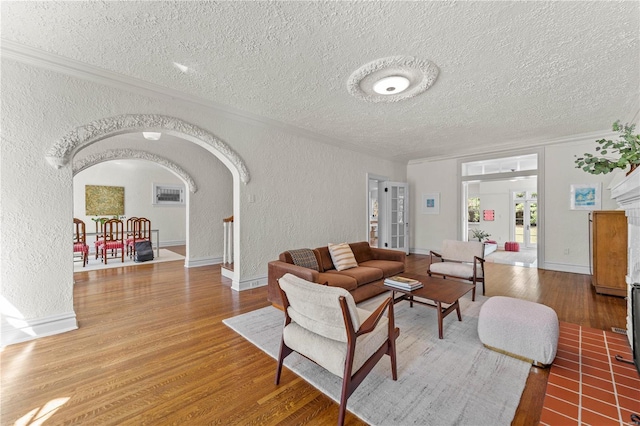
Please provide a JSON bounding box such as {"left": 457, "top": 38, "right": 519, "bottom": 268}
{"left": 468, "top": 197, "right": 480, "bottom": 223}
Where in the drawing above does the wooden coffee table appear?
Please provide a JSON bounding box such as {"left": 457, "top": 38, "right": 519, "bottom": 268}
{"left": 380, "top": 273, "right": 475, "bottom": 339}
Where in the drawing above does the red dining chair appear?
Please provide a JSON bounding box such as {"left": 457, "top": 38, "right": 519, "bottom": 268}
{"left": 127, "top": 218, "right": 151, "bottom": 259}
{"left": 97, "top": 219, "right": 125, "bottom": 264}
{"left": 73, "top": 218, "right": 89, "bottom": 267}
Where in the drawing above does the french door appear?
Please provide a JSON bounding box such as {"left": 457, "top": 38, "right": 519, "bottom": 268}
{"left": 513, "top": 191, "right": 537, "bottom": 248}
{"left": 380, "top": 181, "right": 409, "bottom": 254}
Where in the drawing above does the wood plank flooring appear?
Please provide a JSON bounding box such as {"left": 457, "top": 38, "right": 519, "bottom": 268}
{"left": 1, "top": 249, "right": 627, "bottom": 425}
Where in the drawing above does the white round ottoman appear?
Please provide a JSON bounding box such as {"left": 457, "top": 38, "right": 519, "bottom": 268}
{"left": 478, "top": 296, "right": 559, "bottom": 367}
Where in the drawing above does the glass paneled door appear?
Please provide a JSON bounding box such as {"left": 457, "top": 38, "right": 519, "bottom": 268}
{"left": 382, "top": 182, "right": 409, "bottom": 254}
{"left": 513, "top": 191, "right": 537, "bottom": 248}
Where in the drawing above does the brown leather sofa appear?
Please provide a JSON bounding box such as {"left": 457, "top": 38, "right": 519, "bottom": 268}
{"left": 267, "top": 241, "right": 406, "bottom": 309}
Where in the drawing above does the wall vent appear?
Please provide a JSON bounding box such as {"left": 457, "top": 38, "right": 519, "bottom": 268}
{"left": 153, "top": 183, "right": 185, "bottom": 206}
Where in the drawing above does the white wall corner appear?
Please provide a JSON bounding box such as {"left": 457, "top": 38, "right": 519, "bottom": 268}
{"left": 232, "top": 276, "right": 268, "bottom": 292}
{"left": 1, "top": 312, "right": 78, "bottom": 347}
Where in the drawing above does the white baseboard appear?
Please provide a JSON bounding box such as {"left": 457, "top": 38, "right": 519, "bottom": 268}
{"left": 1, "top": 311, "right": 78, "bottom": 347}
{"left": 232, "top": 276, "right": 267, "bottom": 292}
{"left": 221, "top": 266, "right": 234, "bottom": 279}
{"left": 185, "top": 256, "right": 222, "bottom": 268}
{"left": 159, "top": 240, "right": 186, "bottom": 248}
{"left": 540, "top": 262, "right": 590, "bottom": 275}
{"left": 411, "top": 248, "right": 433, "bottom": 256}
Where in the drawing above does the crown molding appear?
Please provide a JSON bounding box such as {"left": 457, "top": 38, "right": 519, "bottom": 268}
{"left": 407, "top": 128, "right": 620, "bottom": 165}
{"left": 1, "top": 39, "right": 382, "bottom": 159}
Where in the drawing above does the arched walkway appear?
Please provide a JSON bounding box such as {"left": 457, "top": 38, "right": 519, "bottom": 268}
{"left": 46, "top": 113, "right": 250, "bottom": 184}
{"left": 49, "top": 114, "right": 247, "bottom": 285}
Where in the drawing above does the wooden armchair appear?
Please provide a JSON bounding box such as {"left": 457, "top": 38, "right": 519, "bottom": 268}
{"left": 428, "top": 240, "right": 485, "bottom": 301}
{"left": 73, "top": 218, "right": 89, "bottom": 267}
{"left": 275, "top": 273, "right": 399, "bottom": 426}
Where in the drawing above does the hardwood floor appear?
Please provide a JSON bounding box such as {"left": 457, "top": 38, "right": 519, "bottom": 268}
{"left": 1, "top": 250, "right": 627, "bottom": 425}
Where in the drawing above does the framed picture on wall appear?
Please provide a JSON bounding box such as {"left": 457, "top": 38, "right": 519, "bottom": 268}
{"left": 570, "top": 183, "right": 601, "bottom": 210}
{"left": 421, "top": 193, "right": 440, "bottom": 215}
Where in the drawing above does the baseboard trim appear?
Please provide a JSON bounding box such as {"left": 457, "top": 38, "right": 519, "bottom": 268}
{"left": 185, "top": 256, "right": 222, "bottom": 268}
{"left": 1, "top": 311, "right": 78, "bottom": 347}
{"left": 233, "top": 276, "right": 268, "bottom": 292}
{"left": 221, "top": 267, "right": 234, "bottom": 279}
{"left": 540, "top": 262, "right": 590, "bottom": 275}
{"left": 159, "top": 240, "right": 186, "bottom": 248}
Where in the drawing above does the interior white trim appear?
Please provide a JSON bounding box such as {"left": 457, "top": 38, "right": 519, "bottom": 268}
{"left": 1, "top": 311, "right": 78, "bottom": 347}
{"left": 185, "top": 256, "right": 222, "bottom": 268}
{"left": 409, "top": 129, "right": 619, "bottom": 165}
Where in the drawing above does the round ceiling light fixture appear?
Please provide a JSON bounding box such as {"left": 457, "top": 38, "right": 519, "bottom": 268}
{"left": 347, "top": 56, "right": 439, "bottom": 103}
{"left": 373, "top": 76, "right": 411, "bottom": 95}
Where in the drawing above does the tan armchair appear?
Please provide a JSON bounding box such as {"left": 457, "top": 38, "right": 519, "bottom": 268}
{"left": 275, "top": 273, "right": 399, "bottom": 426}
{"left": 428, "top": 240, "right": 485, "bottom": 301}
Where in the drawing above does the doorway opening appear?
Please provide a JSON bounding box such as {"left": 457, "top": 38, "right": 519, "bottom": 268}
{"left": 367, "top": 174, "right": 409, "bottom": 254}
{"left": 460, "top": 152, "right": 541, "bottom": 267}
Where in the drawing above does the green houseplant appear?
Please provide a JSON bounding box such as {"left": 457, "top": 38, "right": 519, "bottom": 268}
{"left": 471, "top": 229, "right": 490, "bottom": 242}
{"left": 575, "top": 120, "right": 640, "bottom": 175}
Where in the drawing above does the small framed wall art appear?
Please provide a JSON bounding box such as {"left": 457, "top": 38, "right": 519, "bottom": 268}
{"left": 421, "top": 193, "right": 440, "bottom": 215}
{"left": 570, "top": 183, "right": 601, "bottom": 210}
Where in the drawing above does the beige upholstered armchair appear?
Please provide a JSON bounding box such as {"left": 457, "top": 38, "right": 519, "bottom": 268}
{"left": 275, "top": 273, "right": 399, "bottom": 426}
{"left": 427, "top": 240, "right": 485, "bottom": 301}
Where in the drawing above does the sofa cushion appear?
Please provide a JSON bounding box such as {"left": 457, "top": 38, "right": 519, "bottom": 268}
{"left": 286, "top": 248, "right": 320, "bottom": 271}
{"left": 328, "top": 243, "right": 358, "bottom": 271}
{"left": 349, "top": 241, "right": 374, "bottom": 263}
{"left": 317, "top": 272, "right": 358, "bottom": 292}
{"left": 315, "top": 246, "right": 335, "bottom": 271}
{"left": 359, "top": 259, "right": 404, "bottom": 277}
{"left": 430, "top": 262, "right": 483, "bottom": 279}
{"left": 326, "top": 266, "right": 383, "bottom": 286}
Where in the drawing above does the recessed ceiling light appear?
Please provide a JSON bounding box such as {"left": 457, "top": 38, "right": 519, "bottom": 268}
{"left": 143, "top": 132, "right": 162, "bottom": 140}
{"left": 373, "top": 76, "right": 410, "bottom": 95}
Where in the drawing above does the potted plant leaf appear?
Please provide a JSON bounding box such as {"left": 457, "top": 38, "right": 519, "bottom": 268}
{"left": 471, "top": 229, "right": 491, "bottom": 242}
{"left": 575, "top": 120, "right": 640, "bottom": 175}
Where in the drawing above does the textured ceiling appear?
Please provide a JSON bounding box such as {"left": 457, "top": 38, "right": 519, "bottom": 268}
{"left": 2, "top": 1, "right": 639, "bottom": 162}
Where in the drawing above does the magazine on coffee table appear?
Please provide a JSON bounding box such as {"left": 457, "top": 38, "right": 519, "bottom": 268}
{"left": 384, "top": 275, "right": 423, "bottom": 291}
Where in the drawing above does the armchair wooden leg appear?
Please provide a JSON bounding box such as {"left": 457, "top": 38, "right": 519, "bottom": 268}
{"left": 338, "top": 379, "right": 350, "bottom": 426}
{"left": 389, "top": 331, "right": 399, "bottom": 381}
{"left": 275, "top": 340, "right": 292, "bottom": 385}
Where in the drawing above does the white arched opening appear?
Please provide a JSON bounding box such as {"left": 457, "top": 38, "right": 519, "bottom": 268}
{"left": 48, "top": 114, "right": 248, "bottom": 287}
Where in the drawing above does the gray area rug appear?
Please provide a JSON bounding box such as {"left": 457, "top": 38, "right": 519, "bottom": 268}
{"left": 223, "top": 294, "right": 530, "bottom": 425}
{"left": 485, "top": 249, "right": 537, "bottom": 266}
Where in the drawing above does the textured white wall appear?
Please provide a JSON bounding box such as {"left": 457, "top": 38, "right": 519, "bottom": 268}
{"left": 73, "top": 160, "right": 187, "bottom": 245}
{"left": 543, "top": 140, "right": 620, "bottom": 272}
{"left": 1, "top": 59, "right": 406, "bottom": 345}
{"left": 408, "top": 159, "right": 459, "bottom": 253}
{"left": 408, "top": 143, "right": 621, "bottom": 272}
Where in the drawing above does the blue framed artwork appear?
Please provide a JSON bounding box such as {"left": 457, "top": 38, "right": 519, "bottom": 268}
{"left": 570, "top": 183, "right": 601, "bottom": 210}
{"left": 421, "top": 193, "right": 440, "bottom": 214}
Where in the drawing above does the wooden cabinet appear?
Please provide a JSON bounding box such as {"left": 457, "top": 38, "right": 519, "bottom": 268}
{"left": 590, "top": 210, "right": 628, "bottom": 297}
